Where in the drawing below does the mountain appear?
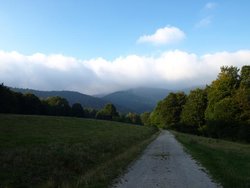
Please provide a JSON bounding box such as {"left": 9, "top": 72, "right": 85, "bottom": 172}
{"left": 126, "top": 87, "right": 172, "bottom": 103}
{"left": 102, "top": 87, "right": 172, "bottom": 113}
{"left": 176, "top": 86, "right": 205, "bottom": 94}
{"left": 11, "top": 88, "right": 109, "bottom": 110}
{"left": 11, "top": 86, "right": 203, "bottom": 114}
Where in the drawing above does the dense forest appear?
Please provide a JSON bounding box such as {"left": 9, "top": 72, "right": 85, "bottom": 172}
{"left": 0, "top": 84, "right": 142, "bottom": 125}
{"left": 149, "top": 65, "right": 250, "bottom": 142}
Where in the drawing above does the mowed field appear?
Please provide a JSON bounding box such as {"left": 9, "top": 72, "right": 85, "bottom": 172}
{"left": 173, "top": 131, "right": 250, "bottom": 188}
{"left": 0, "top": 114, "right": 158, "bottom": 188}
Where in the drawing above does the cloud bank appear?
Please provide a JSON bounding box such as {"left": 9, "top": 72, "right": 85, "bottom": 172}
{"left": 0, "top": 50, "right": 249, "bottom": 95}
{"left": 137, "top": 26, "right": 185, "bottom": 45}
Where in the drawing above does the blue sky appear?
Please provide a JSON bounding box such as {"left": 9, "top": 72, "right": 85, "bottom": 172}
{"left": 0, "top": 0, "right": 250, "bottom": 94}
{"left": 1, "top": 0, "right": 250, "bottom": 59}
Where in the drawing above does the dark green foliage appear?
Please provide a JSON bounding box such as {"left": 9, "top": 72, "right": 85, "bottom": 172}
{"left": 235, "top": 88, "right": 250, "bottom": 122}
{"left": 83, "top": 108, "right": 98, "bottom": 119}
{"left": 44, "top": 96, "right": 71, "bottom": 116}
{"left": 240, "top": 65, "right": 250, "bottom": 88}
{"left": 103, "top": 103, "right": 119, "bottom": 117}
{"left": 0, "top": 84, "right": 18, "bottom": 113}
{"left": 237, "top": 122, "right": 250, "bottom": 142}
{"left": 71, "top": 103, "right": 84, "bottom": 117}
{"left": 203, "top": 66, "right": 249, "bottom": 141}
{"left": 205, "top": 97, "right": 240, "bottom": 139}
{"left": 151, "top": 65, "right": 250, "bottom": 142}
{"left": 236, "top": 65, "right": 250, "bottom": 122}
{"left": 213, "top": 97, "right": 239, "bottom": 121}
{"left": 96, "top": 103, "right": 119, "bottom": 120}
{"left": 0, "top": 84, "right": 42, "bottom": 115}
{"left": 0, "top": 84, "right": 72, "bottom": 117}
{"left": 180, "top": 88, "right": 207, "bottom": 134}
{"left": 22, "top": 93, "right": 42, "bottom": 114}
{"left": 205, "top": 66, "right": 240, "bottom": 121}
{"left": 126, "top": 112, "right": 142, "bottom": 125}
{"left": 140, "top": 112, "right": 151, "bottom": 126}
{"left": 0, "top": 84, "right": 145, "bottom": 125}
{"left": 150, "top": 92, "right": 186, "bottom": 128}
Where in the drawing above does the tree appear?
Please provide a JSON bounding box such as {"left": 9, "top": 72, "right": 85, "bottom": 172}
{"left": 206, "top": 97, "right": 240, "bottom": 139}
{"left": 204, "top": 66, "right": 242, "bottom": 139}
{"left": 180, "top": 88, "right": 207, "bottom": 134}
{"left": 84, "top": 108, "right": 97, "bottom": 118}
{"left": 240, "top": 65, "right": 250, "bottom": 88}
{"left": 44, "top": 96, "right": 71, "bottom": 116}
{"left": 213, "top": 97, "right": 239, "bottom": 121}
{"left": 150, "top": 92, "right": 186, "bottom": 128}
{"left": 235, "top": 65, "right": 250, "bottom": 122}
{"left": 96, "top": 103, "right": 119, "bottom": 120}
{"left": 140, "top": 112, "right": 151, "bottom": 126}
{"left": 233, "top": 65, "right": 250, "bottom": 141}
{"left": 103, "top": 103, "right": 119, "bottom": 117}
{"left": 126, "top": 112, "right": 142, "bottom": 125}
{"left": 0, "top": 84, "right": 18, "bottom": 113}
{"left": 22, "top": 93, "right": 42, "bottom": 114}
{"left": 205, "top": 66, "right": 240, "bottom": 121}
{"left": 71, "top": 103, "right": 84, "bottom": 117}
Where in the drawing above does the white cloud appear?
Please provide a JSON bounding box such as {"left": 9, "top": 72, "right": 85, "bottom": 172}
{"left": 195, "top": 2, "right": 217, "bottom": 28}
{"left": 205, "top": 2, "right": 217, "bottom": 10}
{"left": 0, "top": 50, "right": 249, "bottom": 95}
{"left": 195, "top": 16, "right": 212, "bottom": 28}
{"left": 137, "top": 26, "right": 185, "bottom": 45}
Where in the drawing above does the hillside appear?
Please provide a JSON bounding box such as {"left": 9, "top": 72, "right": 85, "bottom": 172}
{"left": 0, "top": 114, "right": 157, "bottom": 187}
{"left": 11, "top": 88, "right": 110, "bottom": 110}
{"left": 11, "top": 88, "right": 134, "bottom": 113}
{"left": 10, "top": 87, "right": 172, "bottom": 114}
{"left": 102, "top": 87, "right": 171, "bottom": 113}
{"left": 11, "top": 87, "right": 199, "bottom": 114}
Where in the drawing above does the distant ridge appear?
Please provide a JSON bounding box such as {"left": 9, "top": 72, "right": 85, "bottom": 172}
{"left": 11, "top": 88, "right": 110, "bottom": 110}
{"left": 11, "top": 86, "right": 203, "bottom": 114}
{"left": 102, "top": 87, "right": 172, "bottom": 113}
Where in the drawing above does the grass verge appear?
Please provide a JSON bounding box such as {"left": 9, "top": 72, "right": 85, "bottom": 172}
{"left": 173, "top": 131, "right": 250, "bottom": 188}
{"left": 0, "top": 114, "right": 158, "bottom": 188}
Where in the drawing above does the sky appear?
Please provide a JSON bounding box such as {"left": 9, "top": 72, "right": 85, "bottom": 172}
{"left": 0, "top": 0, "right": 250, "bottom": 95}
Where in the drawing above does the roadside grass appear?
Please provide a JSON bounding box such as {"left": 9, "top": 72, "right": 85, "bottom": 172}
{"left": 173, "top": 131, "right": 250, "bottom": 188}
{"left": 0, "top": 114, "right": 158, "bottom": 188}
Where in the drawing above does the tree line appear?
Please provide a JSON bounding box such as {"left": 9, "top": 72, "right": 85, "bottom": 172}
{"left": 0, "top": 84, "right": 143, "bottom": 125}
{"left": 148, "top": 65, "right": 250, "bottom": 142}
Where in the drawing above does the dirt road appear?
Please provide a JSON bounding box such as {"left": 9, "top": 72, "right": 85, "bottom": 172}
{"left": 112, "top": 130, "right": 220, "bottom": 188}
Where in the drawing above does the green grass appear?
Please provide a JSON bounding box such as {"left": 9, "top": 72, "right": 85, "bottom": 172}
{"left": 0, "top": 114, "right": 158, "bottom": 188}
{"left": 173, "top": 131, "right": 250, "bottom": 188}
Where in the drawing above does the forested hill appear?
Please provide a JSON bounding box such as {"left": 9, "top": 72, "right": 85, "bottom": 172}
{"left": 102, "top": 87, "right": 172, "bottom": 113}
{"left": 11, "top": 88, "right": 109, "bottom": 110}
{"left": 10, "top": 87, "right": 199, "bottom": 114}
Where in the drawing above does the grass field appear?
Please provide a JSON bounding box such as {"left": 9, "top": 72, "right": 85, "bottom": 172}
{"left": 173, "top": 131, "right": 250, "bottom": 188}
{"left": 0, "top": 114, "right": 158, "bottom": 188}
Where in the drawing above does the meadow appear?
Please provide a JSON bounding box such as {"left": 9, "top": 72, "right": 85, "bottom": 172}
{"left": 173, "top": 131, "right": 250, "bottom": 188}
{"left": 0, "top": 114, "right": 158, "bottom": 188}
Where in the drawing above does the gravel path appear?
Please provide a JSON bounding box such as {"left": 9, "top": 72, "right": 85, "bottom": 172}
{"left": 112, "top": 130, "right": 220, "bottom": 188}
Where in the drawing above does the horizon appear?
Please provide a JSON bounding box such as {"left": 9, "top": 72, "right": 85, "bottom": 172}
{"left": 1, "top": 1, "right": 250, "bottom": 95}
{"left": 10, "top": 85, "right": 200, "bottom": 96}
